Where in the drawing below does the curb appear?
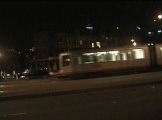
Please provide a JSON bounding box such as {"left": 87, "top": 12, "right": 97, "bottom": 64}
{"left": 1, "top": 79, "right": 162, "bottom": 101}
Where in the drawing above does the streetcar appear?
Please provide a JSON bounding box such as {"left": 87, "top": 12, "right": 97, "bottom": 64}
{"left": 58, "top": 44, "right": 162, "bottom": 79}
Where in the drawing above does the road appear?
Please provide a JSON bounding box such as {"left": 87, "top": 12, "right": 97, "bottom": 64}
{"left": 1, "top": 71, "right": 162, "bottom": 99}
{"left": 1, "top": 82, "right": 162, "bottom": 120}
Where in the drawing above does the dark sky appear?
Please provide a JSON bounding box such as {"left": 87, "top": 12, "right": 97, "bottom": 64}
{"left": 0, "top": 1, "right": 162, "bottom": 52}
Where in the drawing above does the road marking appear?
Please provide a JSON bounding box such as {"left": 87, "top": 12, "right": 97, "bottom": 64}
{"left": 1, "top": 112, "right": 27, "bottom": 117}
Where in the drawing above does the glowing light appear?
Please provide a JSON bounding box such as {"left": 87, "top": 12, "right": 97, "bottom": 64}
{"left": 157, "top": 30, "right": 162, "bottom": 33}
{"left": 79, "top": 40, "right": 83, "bottom": 45}
{"left": 131, "top": 39, "right": 134, "bottom": 42}
{"left": 0, "top": 91, "right": 4, "bottom": 93}
{"left": 137, "top": 26, "right": 141, "bottom": 30}
{"left": 96, "top": 42, "right": 101, "bottom": 48}
{"left": 158, "top": 15, "right": 162, "bottom": 19}
{"left": 148, "top": 32, "right": 153, "bottom": 36}
{"left": 109, "top": 51, "right": 119, "bottom": 54}
{"left": 133, "top": 49, "right": 144, "bottom": 59}
{"left": 133, "top": 42, "right": 137, "bottom": 47}
{"left": 92, "top": 43, "right": 94, "bottom": 48}
{"left": 86, "top": 27, "right": 93, "bottom": 30}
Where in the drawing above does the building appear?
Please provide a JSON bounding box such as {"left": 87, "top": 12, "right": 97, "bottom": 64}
{"left": 30, "top": 31, "right": 102, "bottom": 72}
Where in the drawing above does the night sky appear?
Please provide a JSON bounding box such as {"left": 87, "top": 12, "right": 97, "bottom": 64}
{"left": 0, "top": 1, "right": 162, "bottom": 52}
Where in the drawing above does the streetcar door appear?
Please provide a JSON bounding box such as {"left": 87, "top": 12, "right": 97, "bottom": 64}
{"left": 149, "top": 45, "right": 157, "bottom": 66}
{"left": 73, "top": 54, "right": 83, "bottom": 74}
{"left": 59, "top": 54, "right": 72, "bottom": 76}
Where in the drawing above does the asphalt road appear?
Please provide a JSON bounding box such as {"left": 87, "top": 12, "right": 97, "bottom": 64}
{"left": 1, "top": 83, "right": 162, "bottom": 120}
{"left": 1, "top": 71, "right": 162, "bottom": 100}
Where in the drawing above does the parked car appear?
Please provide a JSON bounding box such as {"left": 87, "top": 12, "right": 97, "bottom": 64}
{"left": 24, "top": 70, "right": 49, "bottom": 80}
{"left": 18, "top": 72, "right": 28, "bottom": 79}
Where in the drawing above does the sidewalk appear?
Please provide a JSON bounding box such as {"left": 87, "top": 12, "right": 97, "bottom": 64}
{"left": 1, "top": 71, "right": 162, "bottom": 101}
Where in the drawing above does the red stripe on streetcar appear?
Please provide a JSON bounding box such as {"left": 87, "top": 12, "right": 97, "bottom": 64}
{"left": 60, "top": 65, "right": 149, "bottom": 76}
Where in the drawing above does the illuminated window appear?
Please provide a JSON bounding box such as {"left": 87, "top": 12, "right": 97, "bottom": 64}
{"left": 105, "top": 51, "right": 120, "bottom": 61}
{"left": 133, "top": 49, "right": 145, "bottom": 59}
{"left": 121, "top": 53, "right": 127, "bottom": 60}
{"left": 96, "top": 42, "right": 101, "bottom": 48}
{"left": 80, "top": 40, "right": 83, "bottom": 45}
{"left": 96, "top": 52, "right": 107, "bottom": 62}
{"left": 160, "top": 47, "right": 162, "bottom": 56}
{"left": 75, "top": 56, "right": 82, "bottom": 64}
{"left": 83, "top": 53, "right": 95, "bottom": 64}
{"left": 92, "top": 43, "right": 94, "bottom": 48}
{"left": 62, "top": 55, "right": 71, "bottom": 67}
{"left": 86, "top": 27, "right": 93, "bottom": 30}
{"left": 127, "top": 52, "right": 133, "bottom": 60}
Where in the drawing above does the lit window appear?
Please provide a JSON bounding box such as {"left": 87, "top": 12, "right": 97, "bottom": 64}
{"left": 80, "top": 40, "right": 83, "bottom": 45}
{"left": 127, "top": 52, "right": 133, "bottom": 60}
{"left": 96, "top": 42, "right": 101, "bottom": 48}
{"left": 83, "top": 53, "right": 95, "bottom": 64}
{"left": 160, "top": 47, "right": 162, "bottom": 56}
{"left": 86, "top": 27, "right": 93, "bottom": 30}
{"left": 105, "top": 51, "right": 120, "bottom": 61}
{"left": 96, "top": 52, "right": 107, "bottom": 62}
{"left": 92, "top": 43, "right": 94, "bottom": 48}
{"left": 121, "top": 53, "right": 127, "bottom": 60}
{"left": 133, "top": 49, "right": 145, "bottom": 59}
{"left": 62, "top": 55, "right": 71, "bottom": 67}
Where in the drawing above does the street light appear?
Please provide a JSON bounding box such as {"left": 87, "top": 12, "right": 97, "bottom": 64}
{"left": 158, "top": 15, "right": 162, "bottom": 19}
{"left": 133, "top": 42, "right": 137, "bottom": 47}
{"left": 130, "top": 39, "right": 137, "bottom": 47}
{"left": 131, "top": 39, "right": 134, "bottom": 42}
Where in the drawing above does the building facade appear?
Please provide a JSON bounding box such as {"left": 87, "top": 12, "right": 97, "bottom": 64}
{"left": 30, "top": 31, "right": 102, "bottom": 72}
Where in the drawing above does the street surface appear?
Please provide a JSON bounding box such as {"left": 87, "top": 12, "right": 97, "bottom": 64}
{"left": 1, "top": 71, "right": 162, "bottom": 99}
{"left": 1, "top": 83, "right": 162, "bottom": 120}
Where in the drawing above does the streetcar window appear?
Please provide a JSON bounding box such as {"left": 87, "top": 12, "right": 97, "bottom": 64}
{"left": 133, "top": 49, "right": 145, "bottom": 59}
{"left": 83, "top": 53, "right": 95, "bottom": 64}
{"left": 127, "top": 52, "right": 133, "bottom": 60}
{"left": 75, "top": 56, "right": 82, "bottom": 64}
{"left": 105, "top": 51, "right": 120, "bottom": 61}
{"left": 62, "top": 55, "right": 71, "bottom": 67}
{"left": 96, "top": 52, "right": 107, "bottom": 62}
{"left": 121, "top": 52, "right": 127, "bottom": 60}
{"left": 160, "top": 47, "right": 162, "bottom": 56}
